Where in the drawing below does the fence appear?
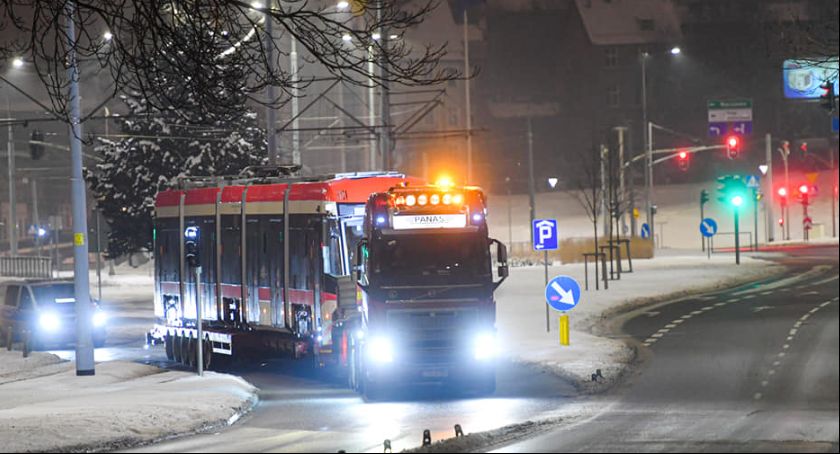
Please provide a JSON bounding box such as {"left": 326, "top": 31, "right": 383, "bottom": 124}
{"left": 0, "top": 256, "right": 53, "bottom": 278}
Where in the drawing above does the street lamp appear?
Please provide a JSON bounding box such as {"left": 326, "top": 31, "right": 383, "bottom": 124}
{"left": 103, "top": 31, "right": 113, "bottom": 41}
{"left": 670, "top": 46, "right": 681, "bottom": 55}
{"left": 12, "top": 57, "right": 24, "bottom": 68}
{"left": 337, "top": 0, "right": 349, "bottom": 10}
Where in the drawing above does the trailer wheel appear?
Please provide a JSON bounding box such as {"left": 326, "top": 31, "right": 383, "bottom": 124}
{"left": 165, "top": 335, "right": 175, "bottom": 361}
{"left": 185, "top": 337, "right": 197, "bottom": 369}
{"left": 202, "top": 338, "right": 213, "bottom": 370}
{"left": 173, "top": 334, "right": 183, "bottom": 363}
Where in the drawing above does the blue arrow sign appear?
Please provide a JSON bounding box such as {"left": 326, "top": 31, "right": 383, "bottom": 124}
{"left": 708, "top": 122, "right": 728, "bottom": 137}
{"left": 640, "top": 223, "right": 651, "bottom": 239}
{"left": 532, "top": 219, "right": 559, "bottom": 251}
{"left": 545, "top": 275, "right": 581, "bottom": 312}
{"left": 700, "top": 218, "right": 718, "bottom": 238}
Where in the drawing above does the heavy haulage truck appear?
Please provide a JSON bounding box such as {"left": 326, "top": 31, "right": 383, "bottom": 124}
{"left": 149, "top": 169, "right": 508, "bottom": 398}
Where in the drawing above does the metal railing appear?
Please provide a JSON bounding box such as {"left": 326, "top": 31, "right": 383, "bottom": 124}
{"left": 0, "top": 256, "right": 52, "bottom": 278}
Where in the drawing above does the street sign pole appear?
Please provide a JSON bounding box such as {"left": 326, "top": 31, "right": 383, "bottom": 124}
{"left": 700, "top": 195, "right": 705, "bottom": 252}
{"left": 753, "top": 188, "right": 759, "bottom": 251}
{"left": 544, "top": 250, "right": 549, "bottom": 333}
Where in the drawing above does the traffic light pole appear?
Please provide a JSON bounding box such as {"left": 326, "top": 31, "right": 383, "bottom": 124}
{"left": 734, "top": 208, "right": 740, "bottom": 265}
{"left": 765, "top": 133, "right": 774, "bottom": 243}
{"left": 6, "top": 121, "right": 17, "bottom": 255}
{"left": 700, "top": 195, "right": 706, "bottom": 252}
{"left": 753, "top": 188, "right": 759, "bottom": 251}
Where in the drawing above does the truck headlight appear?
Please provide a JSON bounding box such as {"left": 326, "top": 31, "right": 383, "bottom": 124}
{"left": 367, "top": 336, "right": 394, "bottom": 364}
{"left": 39, "top": 312, "right": 61, "bottom": 332}
{"left": 473, "top": 332, "right": 498, "bottom": 361}
{"left": 93, "top": 311, "right": 108, "bottom": 328}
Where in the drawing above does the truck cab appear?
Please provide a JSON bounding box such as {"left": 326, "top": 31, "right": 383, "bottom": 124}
{"left": 347, "top": 183, "right": 508, "bottom": 399}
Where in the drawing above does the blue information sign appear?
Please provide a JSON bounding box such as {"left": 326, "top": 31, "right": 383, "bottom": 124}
{"left": 640, "top": 223, "right": 651, "bottom": 239}
{"left": 532, "top": 219, "right": 559, "bottom": 251}
{"left": 700, "top": 218, "right": 718, "bottom": 238}
{"left": 545, "top": 275, "right": 582, "bottom": 312}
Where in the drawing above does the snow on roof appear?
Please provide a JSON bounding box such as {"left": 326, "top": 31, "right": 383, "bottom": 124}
{"left": 575, "top": 0, "right": 682, "bottom": 46}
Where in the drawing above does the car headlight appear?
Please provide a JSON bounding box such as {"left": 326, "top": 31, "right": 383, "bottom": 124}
{"left": 93, "top": 311, "right": 108, "bottom": 328}
{"left": 473, "top": 332, "right": 498, "bottom": 361}
{"left": 367, "top": 336, "right": 394, "bottom": 364}
{"left": 39, "top": 312, "right": 61, "bottom": 332}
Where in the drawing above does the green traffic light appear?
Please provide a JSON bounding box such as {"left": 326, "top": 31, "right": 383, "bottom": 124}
{"left": 731, "top": 195, "right": 744, "bottom": 207}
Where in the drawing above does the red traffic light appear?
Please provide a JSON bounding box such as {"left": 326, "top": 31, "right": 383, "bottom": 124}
{"left": 778, "top": 217, "right": 784, "bottom": 226}
{"left": 799, "top": 184, "right": 809, "bottom": 194}
{"left": 777, "top": 187, "right": 788, "bottom": 197}
{"left": 727, "top": 136, "right": 738, "bottom": 148}
{"left": 678, "top": 151, "right": 688, "bottom": 160}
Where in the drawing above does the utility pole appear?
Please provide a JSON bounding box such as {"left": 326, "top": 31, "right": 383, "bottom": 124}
{"left": 600, "top": 145, "right": 608, "bottom": 237}
{"left": 646, "top": 121, "right": 654, "bottom": 248}
{"left": 265, "top": 2, "right": 279, "bottom": 166}
{"left": 463, "top": 8, "right": 473, "bottom": 184}
{"left": 290, "top": 30, "right": 300, "bottom": 166}
{"left": 6, "top": 120, "right": 17, "bottom": 255}
{"left": 31, "top": 179, "right": 41, "bottom": 257}
{"left": 506, "top": 176, "right": 513, "bottom": 250}
{"left": 780, "top": 141, "right": 791, "bottom": 240}
{"left": 66, "top": 0, "right": 96, "bottom": 376}
{"left": 527, "top": 118, "right": 536, "bottom": 242}
{"left": 367, "top": 44, "right": 377, "bottom": 171}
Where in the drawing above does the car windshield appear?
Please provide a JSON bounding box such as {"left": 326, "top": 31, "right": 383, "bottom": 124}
{"left": 371, "top": 232, "right": 490, "bottom": 286}
{"left": 32, "top": 283, "right": 77, "bottom": 312}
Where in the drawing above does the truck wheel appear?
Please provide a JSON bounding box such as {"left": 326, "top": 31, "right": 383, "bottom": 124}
{"left": 165, "top": 335, "right": 175, "bottom": 361}
{"left": 185, "top": 338, "right": 197, "bottom": 369}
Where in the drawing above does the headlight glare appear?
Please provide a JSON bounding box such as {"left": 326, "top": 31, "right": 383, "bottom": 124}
{"left": 93, "top": 311, "right": 108, "bottom": 327}
{"left": 473, "top": 332, "right": 498, "bottom": 361}
{"left": 39, "top": 312, "right": 61, "bottom": 332}
{"left": 367, "top": 336, "right": 394, "bottom": 364}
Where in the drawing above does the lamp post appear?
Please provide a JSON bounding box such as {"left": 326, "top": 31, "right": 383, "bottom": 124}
{"left": 640, "top": 46, "right": 681, "bottom": 250}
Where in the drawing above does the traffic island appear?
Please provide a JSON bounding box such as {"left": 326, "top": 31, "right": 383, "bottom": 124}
{"left": 0, "top": 353, "right": 258, "bottom": 453}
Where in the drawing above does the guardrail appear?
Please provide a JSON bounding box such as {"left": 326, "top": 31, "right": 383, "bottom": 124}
{"left": 0, "top": 256, "right": 52, "bottom": 278}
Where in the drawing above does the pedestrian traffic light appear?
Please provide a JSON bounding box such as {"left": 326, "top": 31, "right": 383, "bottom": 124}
{"left": 725, "top": 135, "right": 740, "bottom": 159}
{"left": 819, "top": 80, "right": 837, "bottom": 113}
{"left": 30, "top": 129, "right": 45, "bottom": 160}
{"left": 184, "top": 226, "right": 200, "bottom": 268}
{"left": 677, "top": 150, "right": 690, "bottom": 171}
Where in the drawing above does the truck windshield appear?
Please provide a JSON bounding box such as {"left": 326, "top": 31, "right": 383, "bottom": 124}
{"left": 371, "top": 232, "right": 490, "bottom": 286}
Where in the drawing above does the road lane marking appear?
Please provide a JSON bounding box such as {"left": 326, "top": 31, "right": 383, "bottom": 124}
{"left": 651, "top": 333, "right": 664, "bottom": 338}
{"left": 760, "top": 291, "right": 772, "bottom": 296}
{"left": 783, "top": 344, "right": 790, "bottom": 350}
{"left": 665, "top": 324, "right": 677, "bottom": 329}
{"left": 672, "top": 319, "right": 685, "bottom": 324}
{"left": 773, "top": 361, "right": 781, "bottom": 367}
{"left": 786, "top": 336, "right": 794, "bottom": 341}
{"left": 714, "top": 302, "right": 727, "bottom": 307}
{"left": 681, "top": 315, "right": 692, "bottom": 320}
{"left": 794, "top": 321, "right": 802, "bottom": 328}
{"left": 753, "top": 393, "right": 763, "bottom": 400}
{"left": 727, "top": 298, "right": 740, "bottom": 303}
{"left": 690, "top": 310, "right": 703, "bottom": 315}
{"left": 778, "top": 352, "right": 786, "bottom": 358}
{"left": 761, "top": 380, "right": 769, "bottom": 387}
{"left": 701, "top": 306, "right": 714, "bottom": 311}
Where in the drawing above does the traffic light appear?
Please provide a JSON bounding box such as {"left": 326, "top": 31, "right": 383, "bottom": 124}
{"left": 677, "top": 150, "right": 690, "bottom": 171}
{"left": 798, "top": 184, "right": 810, "bottom": 206}
{"left": 700, "top": 189, "right": 709, "bottom": 206}
{"left": 717, "top": 175, "right": 747, "bottom": 207}
{"left": 819, "top": 80, "right": 836, "bottom": 113}
{"left": 184, "top": 226, "right": 200, "bottom": 268}
{"left": 30, "top": 129, "right": 45, "bottom": 160}
{"left": 725, "top": 135, "right": 740, "bottom": 159}
{"left": 777, "top": 187, "right": 788, "bottom": 205}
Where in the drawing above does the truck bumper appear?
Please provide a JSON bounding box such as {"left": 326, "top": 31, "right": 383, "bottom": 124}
{"left": 366, "top": 357, "right": 496, "bottom": 387}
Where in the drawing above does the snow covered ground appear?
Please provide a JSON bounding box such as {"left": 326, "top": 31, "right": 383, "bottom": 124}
{"left": 0, "top": 352, "right": 257, "bottom": 453}
{"left": 494, "top": 253, "right": 784, "bottom": 392}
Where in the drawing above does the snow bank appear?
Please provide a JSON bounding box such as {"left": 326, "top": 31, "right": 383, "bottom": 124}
{"left": 495, "top": 254, "right": 784, "bottom": 393}
{"left": 0, "top": 354, "right": 258, "bottom": 453}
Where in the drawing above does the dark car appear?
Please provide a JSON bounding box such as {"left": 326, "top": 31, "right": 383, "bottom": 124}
{"left": 0, "top": 279, "right": 107, "bottom": 351}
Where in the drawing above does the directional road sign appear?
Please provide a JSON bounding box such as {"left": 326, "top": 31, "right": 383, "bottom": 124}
{"left": 545, "top": 275, "right": 581, "bottom": 312}
{"left": 708, "top": 99, "right": 753, "bottom": 137}
{"left": 532, "top": 219, "right": 559, "bottom": 251}
{"left": 640, "top": 223, "right": 651, "bottom": 239}
{"left": 700, "top": 218, "right": 718, "bottom": 238}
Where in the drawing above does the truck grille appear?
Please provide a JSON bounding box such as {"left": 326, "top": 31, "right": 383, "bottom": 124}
{"left": 386, "top": 308, "right": 479, "bottom": 366}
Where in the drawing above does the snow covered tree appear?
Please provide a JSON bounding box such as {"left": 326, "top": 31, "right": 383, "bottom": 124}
{"left": 86, "top": 92, "right": 266, "bottom": 257}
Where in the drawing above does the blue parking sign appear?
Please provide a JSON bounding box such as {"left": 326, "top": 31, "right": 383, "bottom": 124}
{"left": 532, "top": 219, "right": 558, "bottom": 251}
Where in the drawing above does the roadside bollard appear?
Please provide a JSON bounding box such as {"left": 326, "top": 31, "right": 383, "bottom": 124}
{"left": 454, "top": 424, "right": 464, "bottom": 437}
{"left": 559, "top": 314, "right": 570, "bottom": 346}
{"left": 422, "top": 429, "right": 432, "bottom": 447}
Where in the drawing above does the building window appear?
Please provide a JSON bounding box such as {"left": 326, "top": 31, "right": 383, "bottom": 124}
{"left": 607, "top": 85, "right": 620, "bottom": 108}
{"left": 604, "top": 47, "right": 618, "bottom": 68}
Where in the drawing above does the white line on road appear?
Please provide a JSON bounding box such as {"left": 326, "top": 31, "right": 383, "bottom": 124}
{"left": 690, "top": 310, "right": 703, "bottom": 315}
{"left": 753, "top": 393, "right": 763, "bottom": 400}
{"left": 714, "top": 302, "right": 727, "bottom": 307}
{"left": 672, "top": 319, "right": 685, "bottom": 324}
{"left": 701, "top": 306, "right": 714, "bottom": 311}
{"left": 761, "top": 380, "right": 769, "bottom": 387}
{"left": 681, "top": 315, "right": 692, "bottom": 320}
{"left": 783, "top": 344, "right": 790, "bottom": 350}
{"left": 651, "top": 333, "right": 664, "bottom": 338}
{"left": 665, "top": 324, "right": 677, "bottom": 329}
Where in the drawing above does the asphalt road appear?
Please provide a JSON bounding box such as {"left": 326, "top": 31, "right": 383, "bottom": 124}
{"left": 499, "top": 245, "right": 839, "bottom": 453}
